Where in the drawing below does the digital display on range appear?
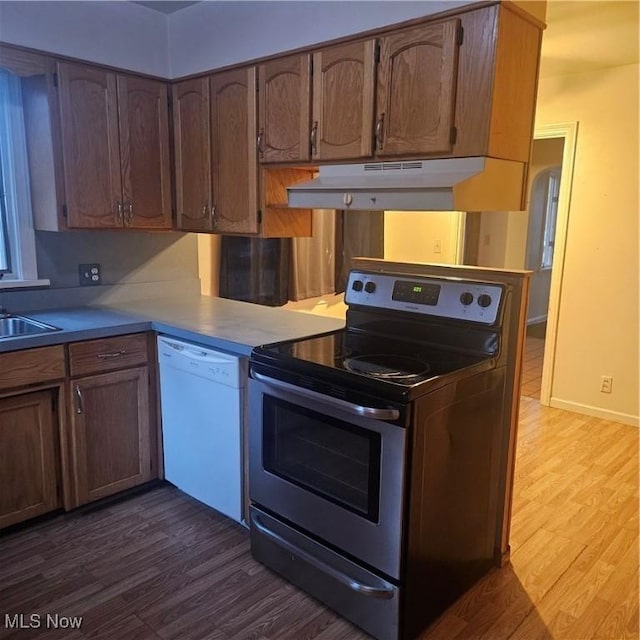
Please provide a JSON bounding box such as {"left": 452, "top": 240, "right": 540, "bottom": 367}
{"left": 392, "top": 280, "right": 441, "bottom": 306}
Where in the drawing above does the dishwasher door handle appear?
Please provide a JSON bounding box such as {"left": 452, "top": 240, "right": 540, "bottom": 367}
{"left": 159, "top": 339, "right": 236, "bottom": 365}
{"left": 252, "top": 370, "right": 400, "bottom": 421}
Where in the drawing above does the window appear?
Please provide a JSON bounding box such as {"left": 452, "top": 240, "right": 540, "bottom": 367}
{"left": 0, "top": 158, "right": 10, "bottom": 273}
{"left": 540, "top": 170, "right": 560, "bottom": 269}
{"left": 0, "top": 69, "right": 42, "bottom": 287}
{"left": 526, "top": 166, "right": 561, "bottom": 272}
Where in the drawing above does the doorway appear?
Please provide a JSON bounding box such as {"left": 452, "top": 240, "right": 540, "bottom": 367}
{"left": 521, "top": 140, "right": 564, "bottom": 400}
{"left": 464, "top": 122, "right": 578, "bottom": 406}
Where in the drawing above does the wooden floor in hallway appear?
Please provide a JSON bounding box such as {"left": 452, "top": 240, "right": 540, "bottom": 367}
{"left": 1, "top": 399, "right": 638, "bottom": 640}
{"left": 522, "top": 336, "right": 545, "bottom": 400}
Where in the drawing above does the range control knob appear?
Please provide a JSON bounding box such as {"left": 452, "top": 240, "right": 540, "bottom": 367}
{"left": 478, "top": 294, "right": 492, "bottom": 308}
{"left": 364, "top": 281, "right": 377, "bottom": 294}
{"left": 352, "top": 279, "right": 364, "bottom": 292}
{"left": 460, "top": 292, "right": 474, "bottom": 306}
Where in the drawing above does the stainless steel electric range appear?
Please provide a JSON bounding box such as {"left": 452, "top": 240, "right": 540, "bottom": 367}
{"left": 248, "top": 264, "right": 516, "bottom": 640}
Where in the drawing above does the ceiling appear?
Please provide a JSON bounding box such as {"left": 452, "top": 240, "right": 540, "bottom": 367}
{"left": 539, "top": 0, "right": 639, "bottom": 77}
{"left": 130, "top": 0, "right": 639, "bottom": 78}
{"left": 133, "top": 1, "right": 199, "bottom": 14}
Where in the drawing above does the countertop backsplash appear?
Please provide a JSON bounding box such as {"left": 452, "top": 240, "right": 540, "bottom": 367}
{"left": 1, "top": 229, "right": 201, "bottom": 313}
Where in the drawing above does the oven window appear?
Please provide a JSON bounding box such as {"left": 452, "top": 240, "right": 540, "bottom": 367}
{"left": 263, "top": 397, "right": 382, "bottom": 522}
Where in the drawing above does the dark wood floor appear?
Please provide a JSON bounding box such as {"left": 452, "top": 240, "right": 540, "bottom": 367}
{"left": 0, "top": 485, "right": 368, "bottom": 640}
{"left": 1, "top": 399, "right": 638, "bottom": 640}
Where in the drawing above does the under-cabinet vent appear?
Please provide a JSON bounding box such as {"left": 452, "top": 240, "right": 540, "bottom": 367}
{"left": 286, "top": 156, "right": 526, "bottom": 211}
{"left": 363, "top": 161, "right": 423, "bottom": 172}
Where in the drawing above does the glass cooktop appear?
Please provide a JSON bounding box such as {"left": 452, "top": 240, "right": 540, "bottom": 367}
{"left": 252, "top": 328, "right": 494, "bottom": 401}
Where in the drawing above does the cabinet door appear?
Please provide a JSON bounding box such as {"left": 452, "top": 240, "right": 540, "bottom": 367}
{"left": 312, "top": 40, "right": 376, "bottom": 161}
{"left": 258, "top": 55, "right": 311, "bottom": 163}
{"left": 210, "top": 68, "right": 259, "bottom": 234}
{"left": 0, "top": 390, "right": 60, "bottom": 529}
{"left": 376, "top": 20, "right": 460, "bottom": 157}
{"left": 173, "top": 78, "right": 213, "bottom": 231}
{"left": 70, "top": 367, "right": 152, "bottom": 505}
{"left": 117, "top": 75, "right": 172, "bottom": 229}
{"left": 57, "top": 61, "right": 122, "bottom": 228}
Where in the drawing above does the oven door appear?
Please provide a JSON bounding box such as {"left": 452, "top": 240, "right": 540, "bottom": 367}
{"left": 249, "top": 369, "right": 407, "bottom": 580}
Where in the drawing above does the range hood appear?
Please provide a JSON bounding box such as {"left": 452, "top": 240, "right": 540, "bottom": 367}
{"left": 286, "top": 157, "right": 526, "bottom": 212}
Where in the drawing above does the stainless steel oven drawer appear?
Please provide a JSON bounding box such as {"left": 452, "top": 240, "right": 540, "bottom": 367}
{"left": 250, "top": 506, "right": 399, "bottom": 640}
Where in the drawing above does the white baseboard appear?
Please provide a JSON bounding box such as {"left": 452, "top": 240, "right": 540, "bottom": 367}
{"left": 549, "top": 398, "right": 639, "bottom": 427}
{"left": 527, "top": 315, "right": 548, "bottom": 325}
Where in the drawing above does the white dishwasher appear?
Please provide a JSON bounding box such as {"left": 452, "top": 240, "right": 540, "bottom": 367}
{"left": 157, "top": 335, "right": 246, "bottom": 524}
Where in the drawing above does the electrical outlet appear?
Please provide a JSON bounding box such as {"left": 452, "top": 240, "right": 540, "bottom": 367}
{"left": 600, "top": 376, "right": 613, "bottom": 393}
{"left": 434, "top": 239, "right": 442, "bottom": 254}
{"left": 79, "top": 263, "right": 102, "bottom": 286}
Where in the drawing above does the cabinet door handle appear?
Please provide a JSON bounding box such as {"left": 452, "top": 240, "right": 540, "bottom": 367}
{"left": 126, "top": 201, "right": 133, "bottom": 226}
{"left": 96, "top": 350, "right": 126, "bottom": 359}
{"left": 116, "top": 201, "right": 124, "bottom": 223}
{"left": 210, "top": 204, "right": 217, "bottom": 224}
{"left": 75, "top": 384, "right": 84, "bottom": 415}
{"left": 375, "top": 112, "right": 385, "bottom": 151}
{"left": 310, "top": 121, "right": 318, "bottom": 156}
{"left": 257, "top": 128, "right": 265, "bottom": 158}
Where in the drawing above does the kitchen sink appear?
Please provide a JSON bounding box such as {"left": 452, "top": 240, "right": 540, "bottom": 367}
{"left": 0, "top": 315, "right": 61, "bottom": 339}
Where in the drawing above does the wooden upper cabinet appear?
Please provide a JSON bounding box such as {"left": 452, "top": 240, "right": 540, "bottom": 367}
{"left": 312, "top": 40, "right": 376, "bottom": 161}
{"left": 117, "top": 75, "right": 172, "bottom": 229}
{"left": 173, "top": 77, "right": 212, "bottom": 232}
{"left": 258, "top": 54, "right": 311, "bottom": 163}
{"left": 210, "top": 68, "right": 259, "bottom": 234}
{"left": 376, "top": 19, "right": 461, "bottom": 158}
{"left": 56, "top": 61, "right": 173, "bottom": 230}
{"left": 57, "top": 61, "right": 122, "bottom": 228}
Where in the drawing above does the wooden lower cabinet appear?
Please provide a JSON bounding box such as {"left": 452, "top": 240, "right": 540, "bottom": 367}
{"left": 0, "top": 390, "right": 61, "bottom": 529}
{"left": 69, "top": 366, "right": 153, "bottom": 506}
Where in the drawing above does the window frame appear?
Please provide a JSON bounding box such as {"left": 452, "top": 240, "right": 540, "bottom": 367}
{"left": 0, "top": 67, "right": 48, "bottom": 290}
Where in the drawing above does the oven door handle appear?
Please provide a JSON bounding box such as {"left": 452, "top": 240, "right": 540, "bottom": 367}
{"left": 251, "top": 512, "right": 395, "bottom": 600}
{"left": 252, "top": 370, "right": 400, "bottom": 421}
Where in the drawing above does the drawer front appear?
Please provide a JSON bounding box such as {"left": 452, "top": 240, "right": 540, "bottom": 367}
{"left": 69, "top": 333, "right": 148, "bottom": 377}
{"left": 0, "top": 345, "right": 66, "bottom": 391}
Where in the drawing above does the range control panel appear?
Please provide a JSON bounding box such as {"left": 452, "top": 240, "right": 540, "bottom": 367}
{"left": 345, "top": 271, "right": 505, "bottom": 325}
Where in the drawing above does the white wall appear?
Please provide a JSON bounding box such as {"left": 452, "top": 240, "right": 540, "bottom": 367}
{"left": 536, "top": 63, "right": 639, "bottom": 425}
{"left": 168, "top": 0, "right": 472, "bottom": 77}
{"left": 384, "top": 211, "right": 463, "bottom": 265}
{"left": 0, "top": 1, "right": 170, "bottom": 76}
{"left": 0, "top": 0, "right": 480, "bottom": 79}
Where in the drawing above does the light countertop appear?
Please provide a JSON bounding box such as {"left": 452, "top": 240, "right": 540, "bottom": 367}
{"left": 0, "top": 295, "right": 345, "bottom": 355}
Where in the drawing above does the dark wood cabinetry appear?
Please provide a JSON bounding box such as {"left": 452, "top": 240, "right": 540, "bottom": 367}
{"left": 69, "top": 367, "right": 152, "bottom": 505}
{"left": 67, "top": 334, "right": 154, "bottom": 506}
{"left": 0, "top": 334, "right": 157, "bottom": 529}
{"left": 57, "top": 62, "right": 172, "bottom": 230}
{"left": 0, "top": 345, "right": 66, "bottom": 529}
{"left": 311, "top": 40, "right": 376, "bottom": 161}
{"left": 174, "top": 71, "right": 312, "bottom": 237}
{"left": 57, "top": 62, "right": 122, "bottom": 228}
{"left": 117, "top": 75, "right": 172, "bottom": 229}
{"left": 174, "top": 71, "right": 259, "bottom": 235}
{"left": 173, "top": 77, "right": 212, "bottom": 232}
{"left": 258, "top": 55, "right": 311, "bottom": 164}
{"left": 211, "top": 68, "right": 259, "bottom": 234}
{"left": 375, "top": 20, "right": 461, "bottom": 157}
{"left": 256, "top": 4, "right": 541, "bottom": 175}
{"left": 0, "top": 390, "right": 61, "bottom": 529}
{"left": 14, "top": 1, "right": 543, "bottom": 236}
